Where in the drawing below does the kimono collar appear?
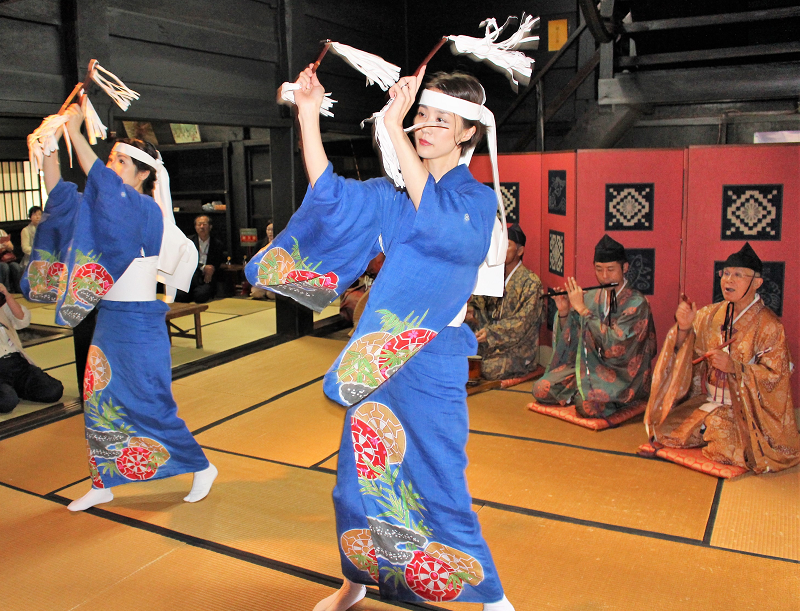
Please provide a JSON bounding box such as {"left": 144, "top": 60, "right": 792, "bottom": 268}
{"left": 415, "top": 88, "right": 508, "bottom": 297}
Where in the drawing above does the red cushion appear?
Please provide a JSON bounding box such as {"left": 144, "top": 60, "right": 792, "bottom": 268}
{"left": 500, "top": 365, "right": 545, "bottom": 389}
{"left": 647, "top": 445, "right": 748, "bottom": 479}
{"left": 527, "top": 399, "right": 646, "bottom": 431}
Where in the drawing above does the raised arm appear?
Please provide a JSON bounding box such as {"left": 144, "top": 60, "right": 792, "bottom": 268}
{"left": 63, "top": 104, "right": 99, "bottom": 178}
{"left": 383, "top": 67, "right": 429, "bottom": 209}
{"left": 292, "top": 66, "right": 330, "bottom": 188}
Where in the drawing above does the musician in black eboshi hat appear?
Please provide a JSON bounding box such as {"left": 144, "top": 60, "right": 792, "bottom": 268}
{"left": 532, "top": 234, "right": 657, "bottom": 418}
{"left": 644, "top": 242, "right": 799, "bottom": 474}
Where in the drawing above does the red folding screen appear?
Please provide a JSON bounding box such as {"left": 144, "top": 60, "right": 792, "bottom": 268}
{"left": 576, "top": 149, "right": 685, "bottom": 341}
{"left": 685, "top": 144, "right": 799, "bottom": 400}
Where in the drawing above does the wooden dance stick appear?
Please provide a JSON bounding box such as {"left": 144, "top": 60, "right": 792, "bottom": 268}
{"left": 311, "top": 40, "right": 332, "bottom": 72}
{"left": 692, "top": 336, "right": 737, "bottom": 366}
{"left": 58, "top": 59, "right": 98, "bottom": 115}
{"left": 540, "top": 282, "right": 618, "bottom": 298}
{"left": 413, "top": 36, "right": 448, "bottom": 76}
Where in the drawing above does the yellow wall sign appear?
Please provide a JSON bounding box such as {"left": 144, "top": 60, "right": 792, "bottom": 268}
{"left": 548, "top": 19, "right": 568, "bottom": 51}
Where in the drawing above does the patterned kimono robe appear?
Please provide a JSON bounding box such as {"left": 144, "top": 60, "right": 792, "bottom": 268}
{"left": 245, "top": 163, "right": 505, "bottom": 603}
{"left": 470, "top": 263, "right": 543, "bottom": 380}
{"left": 645, "top": 298, "right": 800, "bottom": 473}
{"left": 532, "top": 285, "right": 657, "bottom": 417}
{"left": 23, "top": 161, "right": 208, "bottom": 488}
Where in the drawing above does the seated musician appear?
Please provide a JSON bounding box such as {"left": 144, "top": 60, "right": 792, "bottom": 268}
{"left": 645, "top": 243, "right": 800, "bottom": 473}
{"left": 467, "top": 224, "right": 543, "bottom": 380}
{"left": 532, "top": 235, "right": 657, "bottom": 417}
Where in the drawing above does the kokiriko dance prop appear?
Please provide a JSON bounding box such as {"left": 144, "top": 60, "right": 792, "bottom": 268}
{"left": 27, "top": 59, "right": 140, "bottom": 172}
{"left": 277, "top": 40, "right": 401, "bottom": 117}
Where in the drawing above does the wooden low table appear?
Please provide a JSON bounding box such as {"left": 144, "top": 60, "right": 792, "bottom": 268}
{"left": 165, "top": 302, "right": 208, "bottom": 348}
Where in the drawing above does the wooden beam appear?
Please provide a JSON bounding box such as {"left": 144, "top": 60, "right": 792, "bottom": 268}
{"left": 617, "top": 41, "right": 800, "bottom": 69}
{"left": 623, "top": 6, "right": 800, "bottom": 34}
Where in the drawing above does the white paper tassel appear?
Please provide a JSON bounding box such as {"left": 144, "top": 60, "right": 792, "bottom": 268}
{"left": 91, "top": 63, "right": 140, "bottom": 111}
{"left": 448, "top": 15, "right": 540, "bottom": 92}
{"left": 27, "top": 114, "right": 71, "bottom": 173}
{"left": 329, "top": 42, "right": 400, "bottom": 91}
{"left": 279, "top": 82, "right": 337, "bottom": 117}
{"left": 80, "top": 94, "right": 107, "bottom": 145}
{"left": 361, "top": 98, "right": 404, "bottom": 187}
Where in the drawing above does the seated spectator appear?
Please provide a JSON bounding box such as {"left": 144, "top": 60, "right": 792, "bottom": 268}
{"left": 340, "top": 252, "right": 385, "bottom": 323}
{"left": 251, "top": 222, "right": 275, "bottom": 300}
{"left": 176, "top": 214, "right": 224, "bottom": 304}
{"left": 21, "top": 205, "right": 42, "bottom": 268}
{"left": 467, "top": 224, "right": 543, "bottom": 380}
{"left": 0, "top": 282, "right": 64, "bottom": 413}
{"left": 532, "top": 235, "right": 657, "bottom": 418}
{"left": 644, "top": 242, "right": 799, "bottom": 473}
{"left": 0, "top": 228, "right": 22, "bottom": 293}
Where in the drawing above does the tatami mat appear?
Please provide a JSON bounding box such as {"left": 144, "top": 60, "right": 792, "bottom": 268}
{"left": 172, "top": 336, "right": 346, "bottom": 401}
{"left": 711, "top": 465, "right": 800, "bottom": 561}
{"left": 0, "top": 485, "right": 403, "bottom": 611}
{"left": 57, "top": 448, "right": 345, "bottom": 579}
{"left": 205, "top": 298, "right": 276, "bottom": 316}
{"left": 465, "top": 433, "right": 718, "bottom": 539}
{"left": 25, "top": 336, "right": 75, "bottom": 370}
{"left": 440, "top": 506, "right": 800, "bottom": 611}
{"left": 0, "top": 414, "right": 88, "bottom": 494}
{"left": 171, "top": 384, "right": 261, "bottom": 432}
{"left": 469, "top": 389, "right": 648, "bottom": 454}
{"left": 195, "top": 382, "right": 345, "bottom": 467}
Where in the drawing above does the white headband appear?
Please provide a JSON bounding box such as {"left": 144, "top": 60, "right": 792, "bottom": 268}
{"left": 111, "top": 142, "right": 174, "bottom": 225}
{"left": 414, "top": 88, "right": 507, "bottom": 295}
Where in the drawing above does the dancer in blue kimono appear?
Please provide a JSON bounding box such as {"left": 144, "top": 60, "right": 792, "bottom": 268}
{"left": 246, "top": 66, "right": 513, "bottom": 610}
{"left": 28, "top": 104, "right": 217, "bottom": 511}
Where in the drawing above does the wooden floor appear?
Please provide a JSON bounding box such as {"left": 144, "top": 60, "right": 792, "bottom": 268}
{"left": 1, "top": 336, "right": 798, "bottom": 610}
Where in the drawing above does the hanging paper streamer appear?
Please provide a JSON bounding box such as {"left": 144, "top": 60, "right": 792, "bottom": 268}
{"left": 278, "top": 40, "right": 400, "bottom": 117}
{"left": 27, "top": 59, "right": 140, "bottom": 172}
{"left": 448, "top": 14, "right": 540, "bottom": 93}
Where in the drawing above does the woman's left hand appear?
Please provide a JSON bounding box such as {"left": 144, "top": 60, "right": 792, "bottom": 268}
{"left": 384, "top": 66, "right": 426, "bottom": 131}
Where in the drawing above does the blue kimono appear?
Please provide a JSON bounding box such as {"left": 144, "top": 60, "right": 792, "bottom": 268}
{"left": 24, "top": 161, "right": 208, "bottom": 488}
{"left": 245, "top": 164, "right": 505, "bottom": 603}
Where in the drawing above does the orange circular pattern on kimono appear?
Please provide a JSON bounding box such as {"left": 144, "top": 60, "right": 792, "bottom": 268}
{"left": 595, "top": 364, "right": 617, "bottom": 384}
{"left": 84, "top": 345, "right": 111, "bottom": 399}
{"left": 351, "top": 416, "right": 388, "bottom": 479}
{"left": 405, "top": 550, "right": 461, "bottom": 601}
{"left": 378, "top": 328, "right": 437, "bottom": 378}
{"left": 256, "top": 247, "right": 295, "bottom": 285}
{"left": 425, "top": 542, "right": 484, "bottom": 586}
{"left": 27, "top": 261, "right": 49, "bottom": 293}
{"left": 338, "top": 332, "right": 392, "bottom": 386}
{"left": 587, "top": 388, "right": 610, "bottom": 403}
{"left": 627, "top": 354, "right": 643, "bottom": 378}
{"left": 340, "top": 528, "right": 379, "bottom": 582}
{"left": 128, "top": 437, "right": 171, "bottom": 466}
{"left": 115, "top": 446, "right": 158, "bottom": 480}
{"left": 353, "top": 402, "right": 406, "bottom": 464}
{"left": 532, "top": 379, "right": 551, "bottom": 398}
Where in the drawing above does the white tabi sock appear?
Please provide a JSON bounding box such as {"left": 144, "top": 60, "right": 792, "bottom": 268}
{"left": 67, "top": 487, "right": 114, "bottom": 512}
{"left": 184, "top": 463, "right": 218, "bottom": 503}
{"left": 484, "top": 594, "right": 515, "bottom": 611}
{"left": 313, "top": 578, "right": 366, "bottom": 611}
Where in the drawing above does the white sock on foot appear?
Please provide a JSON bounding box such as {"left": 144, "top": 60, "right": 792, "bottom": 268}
{"left": 313, "top": 578, "right": 366, "bottom": 611}
{"left": 484, "top": 594, "right": 515, "bottom": 611}
{"left": 184, "top": 463, "right": 218, "bottom": 502}
{"left": 68, "top": 487, "right": 114, "bottom": 512}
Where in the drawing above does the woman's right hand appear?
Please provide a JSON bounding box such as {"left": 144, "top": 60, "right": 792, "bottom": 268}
{"left": 63, "top": 103, "right": 84, "bottom": 136}
{"left": 293, "top": 65, "right": 326, "bottom": 115}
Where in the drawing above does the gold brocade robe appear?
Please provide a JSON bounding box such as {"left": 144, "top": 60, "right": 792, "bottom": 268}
{"left": 645, "top": 298, "right": 800, "bottom": 474}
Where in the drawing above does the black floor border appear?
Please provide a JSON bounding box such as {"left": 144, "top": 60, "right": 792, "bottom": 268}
{"left": 473, "top": 496, "right": 799, "bottom": 565}
{"left": 468, "top": 428, "right": 645, "bottom": 459}
{"left": 703, "top": 477, "right": 725, "bottom": 545}
{"left": 190, "top": 375, "right": 326, "bottom": 436}
{"left": 43, "top": 360, "right": 75, "bottom": 372}
{"left": 311, "top": 450, "right": 340, "bottom": 469}
{"left": 50, "top": 476, "right": 91, "bottom": 496}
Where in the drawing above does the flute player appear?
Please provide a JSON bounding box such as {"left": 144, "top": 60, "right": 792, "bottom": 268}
{"left": 532, "top": 235, "right": 657, "bottom": 418}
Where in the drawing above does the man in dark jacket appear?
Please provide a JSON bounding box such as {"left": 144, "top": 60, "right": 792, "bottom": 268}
{"left": 176, "top": 215, "right": 225, "bottom": 303}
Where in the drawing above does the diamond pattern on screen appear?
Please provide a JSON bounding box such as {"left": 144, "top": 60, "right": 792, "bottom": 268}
{"left": 484, "top": 182, "right": 520, "bottom": 222}
{"left": 549, "top": 230, "right": 564, "bottom": 276}
{"left": 721, "top": 184, "right": 782, "bottom": 241}
{"left": 605, "top": 183, "right": 654, "bottom": 231}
